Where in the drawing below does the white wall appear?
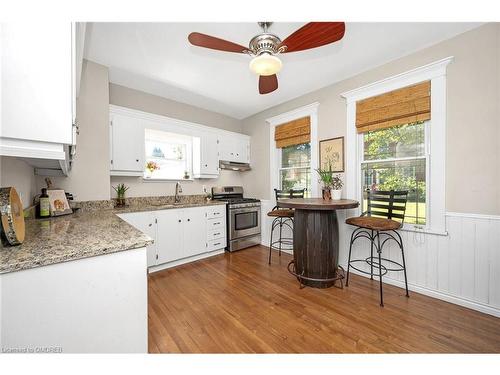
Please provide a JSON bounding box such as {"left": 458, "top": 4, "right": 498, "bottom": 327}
{"left": 35, "top": 60, "right": 111, "bottom": 201}
{"left": 0, "top": 156, "right": 36, "bottom": 208}
{"left": 242, "top": 23, "right": 500, "bottom": 216}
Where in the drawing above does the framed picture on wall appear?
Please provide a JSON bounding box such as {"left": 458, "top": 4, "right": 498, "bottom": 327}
{"left": 319, "top": 136, "right": 344, "bottom": 172}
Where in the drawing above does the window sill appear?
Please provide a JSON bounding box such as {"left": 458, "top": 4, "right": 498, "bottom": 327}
{"left": 400, "top": 224, "right": 448, "bottom": 236}
{"left": 142, "top": 178, "right": 194, "bottom": 182}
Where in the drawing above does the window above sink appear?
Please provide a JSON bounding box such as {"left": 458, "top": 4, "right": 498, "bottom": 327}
{"left": 144, "top": 128, "right": 193, "bottom": 181}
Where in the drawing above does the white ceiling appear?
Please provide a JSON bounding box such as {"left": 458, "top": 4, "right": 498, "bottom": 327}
{"left": 85, "top": 22, "right": 481, "bottom": 119}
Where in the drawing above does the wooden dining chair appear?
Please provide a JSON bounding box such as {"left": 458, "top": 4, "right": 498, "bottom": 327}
{"left": 345, "top": 189, "right": 409, "bottom": 306}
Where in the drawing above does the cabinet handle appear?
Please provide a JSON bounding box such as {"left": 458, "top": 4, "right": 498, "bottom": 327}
{"left": 214, "top": 242, "right": 221, "bottom": 246}
{"left": 214, "top": 232, "right": 220, "bottom": 236}
{"left": 214, "top": 222, "right": 220, "bottom": 225}
{"left": 178, "top": 219, "right": 182, "bottom": 223}
{"left": 136, "top": 159, "right": 139, "bottom": 162}
{"left": 187, "top": 218, "right": 190, "bottom": 222}
{"left": 205, "top": 164, "right": 208, "bottom": 167}
{"left": 148, "top": 223, "right": 152, "bottom": 227}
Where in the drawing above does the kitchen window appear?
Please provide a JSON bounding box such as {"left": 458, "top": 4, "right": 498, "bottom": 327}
{"left": 342, "top": 58, "right": 452, "bottom": 235}
{"left": 144, "top": 128, "right": 193, "bottom": 180}
{"left": 279, "top": 143, "right": 312, "bottom": 196}
{"left": 361, "top": 121, "right": 427, "bottom": 225}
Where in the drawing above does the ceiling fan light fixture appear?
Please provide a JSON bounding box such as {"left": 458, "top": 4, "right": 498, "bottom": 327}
{"left": 249, "top": 53, "right": 282, "bottom": 76}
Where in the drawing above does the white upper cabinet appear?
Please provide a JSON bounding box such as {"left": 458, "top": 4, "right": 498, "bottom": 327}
{"left": 110, "top": 113, "right": 145, "bottom": 176}
{"left": 193, "top": 132, "right": 219, "bottom": 178}
{"left": 219, "top": 134, "right": 250, "bottom": 163}
{"left": 108, "top": 105, "right": 251, "bottom": 178}
{"left": 1, "top": 23, "right": 74, "bottom": 146}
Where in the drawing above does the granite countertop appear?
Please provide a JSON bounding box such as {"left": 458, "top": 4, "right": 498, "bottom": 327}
{"left": 0, "top": 199, "right": 226, "bottom": 275}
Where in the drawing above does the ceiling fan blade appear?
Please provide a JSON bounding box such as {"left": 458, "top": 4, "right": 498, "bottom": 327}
{"left": 259, "top": 74, "right": 278, "bottom": 95}
{"left": 188, "top": 32, "right": 248, "bottom": 53}
{"left": 280, "top": 22, "right": 345, "bottom": 53}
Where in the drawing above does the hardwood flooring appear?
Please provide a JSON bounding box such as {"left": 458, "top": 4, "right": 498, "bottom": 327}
{"left": 148, "top": 245, "right": 500, "bottom": 353}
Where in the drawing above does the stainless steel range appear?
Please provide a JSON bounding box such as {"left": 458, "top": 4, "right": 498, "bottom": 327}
{"left": 212, "top": 186, "right": 261, "bottom": 252}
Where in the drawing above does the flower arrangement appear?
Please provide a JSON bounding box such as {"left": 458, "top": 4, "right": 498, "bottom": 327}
{"left": 112, "top": 183, "right": 129, "bottom": 207}
{"left": 146, "top": 161, "right": 160, "bottom": 173}
{"left": 316, "top": 164, "right": 343, "bottom": 200}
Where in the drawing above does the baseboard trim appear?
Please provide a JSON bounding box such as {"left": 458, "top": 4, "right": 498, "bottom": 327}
{"left": 148, "top": 249, "right": 225, "bottom": 273}
{"left": 344, "top": 265, "right": 500, "bottom": 318}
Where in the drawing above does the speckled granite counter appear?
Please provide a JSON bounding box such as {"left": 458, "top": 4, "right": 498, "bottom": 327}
{"left": 0, "top": 199, "right": 226, "bottom": 275}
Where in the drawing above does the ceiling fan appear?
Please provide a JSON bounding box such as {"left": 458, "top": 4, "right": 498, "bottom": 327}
{"left": 188, "top": 22, "right": 345, "bottom": 95}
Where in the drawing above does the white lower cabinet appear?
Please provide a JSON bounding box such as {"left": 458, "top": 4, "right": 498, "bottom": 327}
{"left": 182, "top": 207, "right": 208, "bottom": 258}
{"left": 155, "top": 209, "right": 183, "bottom": 264}
{"left": 118, "top": 211, "right": 157, "bottom": 266}
{"left": 119, "top": 204, "right": 226, "bottom": 270}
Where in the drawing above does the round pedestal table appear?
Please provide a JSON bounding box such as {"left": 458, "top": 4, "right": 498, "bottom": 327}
{"left": 277, "top": 198, "right": 359, "bottom": 288}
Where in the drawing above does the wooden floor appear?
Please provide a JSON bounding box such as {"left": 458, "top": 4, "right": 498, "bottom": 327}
{"left": 148, "top": 245, "right": 500, "bottom": 353}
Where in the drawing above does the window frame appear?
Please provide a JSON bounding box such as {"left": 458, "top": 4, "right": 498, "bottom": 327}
{"left": 342, "top": 57, "right": 453, "bottom": 236}
{"left": 267, "top": 103, "right": 320, "bottom": 200}
{"left": 358, "top": 120, "right": 430, "bottom": 228}
{"left": 144, "top": 128, "right": 193, "bottom": 181}
{"left": 278, "top": 144, "right": 312, "bottom": 195}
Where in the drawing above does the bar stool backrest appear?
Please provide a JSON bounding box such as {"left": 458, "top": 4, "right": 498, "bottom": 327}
{"left": 364, "top": 190, "right": 409, "bottom": 223}
{"left": 273, "top": 188, "right": 306, "bottom": 210}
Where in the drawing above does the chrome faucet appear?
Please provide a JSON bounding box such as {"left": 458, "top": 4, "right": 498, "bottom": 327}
{"left": 174, "top": 182, "right": 183, "bottom": 203}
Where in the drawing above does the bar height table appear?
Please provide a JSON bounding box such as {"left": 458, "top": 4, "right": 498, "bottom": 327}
{"left": 277, "top": 198, "right": 359, "bottom": 288}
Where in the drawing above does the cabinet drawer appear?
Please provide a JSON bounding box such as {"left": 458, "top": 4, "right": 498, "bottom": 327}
{"left": 207, "top": 217, "right": 225, "bottom": 230}
{"left": 207, "top": 238, "right": 226, "bottom": 252}
{"left": 206, "top": 206, "right": 225, "bottom": 219}
{"left": 207, "top": 229, "right": 225, "bottom": 241}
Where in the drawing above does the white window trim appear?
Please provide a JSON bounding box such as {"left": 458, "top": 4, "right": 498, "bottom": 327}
{"left": 341, "top": 56, "right": 453, "bottom": 236}
{"left": 267, "top": 103, "right": 320, "bottom": 199}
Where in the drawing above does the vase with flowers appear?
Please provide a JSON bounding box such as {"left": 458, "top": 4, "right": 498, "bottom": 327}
{"left": 316, "top": 164, "right": 344, "bottom": 200}
{"left": 145, "top": 161, "right": 160, "bottom": 178}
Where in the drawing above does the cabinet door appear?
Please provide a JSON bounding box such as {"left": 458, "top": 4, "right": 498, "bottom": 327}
{"left": 1, "top": 23, "right": 73, "bottom": 144}
{"left": 156, "top": 209, "right": 184, "bottom": 264}
{"left": 234, "top": 138, "right": 250, "bottom": 163}
{"left": 183, "top": 207, "right": 207, "bottom": 258}
{"left": 217, "top": 135, "right": 232, "bottom": 161}
{"left": 118, "top": 212, "right": 157, "bottom": 267}
{"left": 200, "top": 133, "right": 219, "bottom": 175}
{"left": 110, "top": 113, "right": 144, "bottom": 174}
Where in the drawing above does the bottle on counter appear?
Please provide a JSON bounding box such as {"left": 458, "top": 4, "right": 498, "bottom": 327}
{"left": 39, "top": 188, "right": 50, "bottom": 218}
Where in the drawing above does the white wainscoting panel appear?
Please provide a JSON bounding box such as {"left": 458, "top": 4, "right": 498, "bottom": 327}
{"left": 342, "top": 212, "right": 500, "bottom": 317}
{"left": 260, "top": 203, "right": 500, "bottom": 317}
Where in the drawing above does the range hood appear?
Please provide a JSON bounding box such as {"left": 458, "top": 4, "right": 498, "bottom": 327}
{"left": 219, "top": 160, "right": 251, "bottom": 172}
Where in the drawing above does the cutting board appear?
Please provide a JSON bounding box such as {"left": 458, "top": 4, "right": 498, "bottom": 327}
{"left": 0, "top": 187, "right": 25, "bottom": 245}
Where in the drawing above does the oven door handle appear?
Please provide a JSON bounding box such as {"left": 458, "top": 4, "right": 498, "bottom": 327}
{"left": 230, "top": 207, "right": 261, "bottom": 215}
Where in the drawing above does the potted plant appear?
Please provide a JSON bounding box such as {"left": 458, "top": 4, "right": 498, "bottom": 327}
{"left": 316, "top": 164, "right": 343, "bottom": 200}
{"left": 112, "top": 183, "right": 129, "bottom": 207}
{"left": 330, "top": 174, "right": 343, "bottom": 200}
{"left": 145, "top": 161, "right": 160, "bottom": 178}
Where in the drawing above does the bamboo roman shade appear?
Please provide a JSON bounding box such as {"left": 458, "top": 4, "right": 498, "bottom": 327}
{"left": 275, "top": 116, "right": 311, "bottom": 148}
{"left": 356, "top": 81, "right": 431, "bottom": 133}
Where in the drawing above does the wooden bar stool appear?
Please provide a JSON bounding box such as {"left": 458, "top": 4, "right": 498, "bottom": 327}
{"left": 345, "top": 190, "right": 409, "bottom": 306}
{"left": 268, "top": 188, "right": 305, "bottom": 264}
